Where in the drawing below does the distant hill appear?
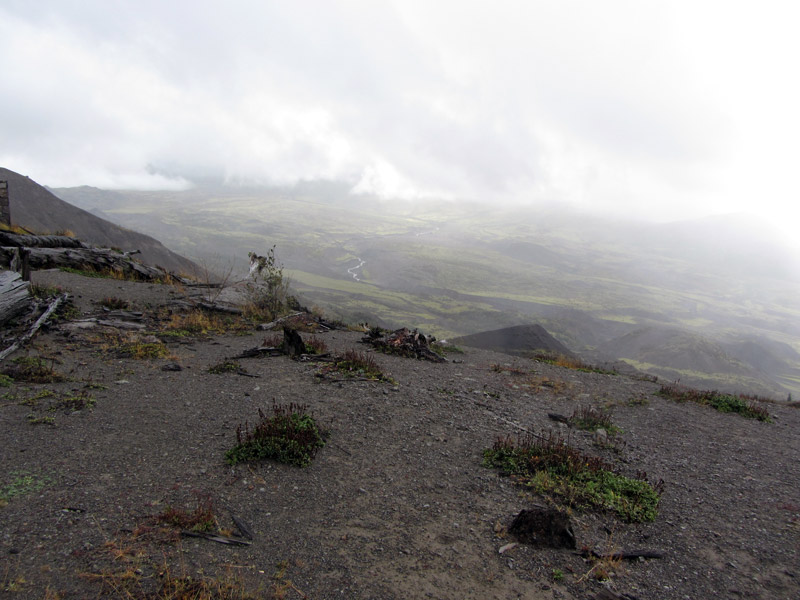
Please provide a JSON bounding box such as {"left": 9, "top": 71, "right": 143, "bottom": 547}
{"left": 0, "top": 168, "right": 200, "bottom": 276}
{"left": 596, "top": 326, "right": 786, "bottom": 397}
{"left": 451, "top": 324, "right": 573, "bottom": 357}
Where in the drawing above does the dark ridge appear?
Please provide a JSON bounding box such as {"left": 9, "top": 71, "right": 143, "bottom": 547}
{"left": 0, "top": 167, "right": 200, "bottom": 277}
{"left": 451, "top": 323, "right": 574, "bottom": 357}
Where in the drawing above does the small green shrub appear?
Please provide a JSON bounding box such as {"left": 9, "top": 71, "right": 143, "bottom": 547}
{"left": 318, "top": 349, "right": 392, "bottom": 382}
{"left": 1, "top": 356, "right": 65, "bottom": 383}
{"left": 570, "top": 406, "right": 619, "bottom": 434}
{"left": 0, "top": 471, "right": 49, "bottom": 504}
{"left": 118, "top": 341, "right": 170, "bottom": 360}
{"left": 658, "top": 384, "right": 771, "bottom": 421}
{"left": 483, "top": 432, "right": 662, "bottom": 522}
{"left": 208, "top": 360, "right": 243, "bottom": 374}
{"left": 226, "top": 404, "right": 325, "bottom": 467}
{"left": 156, "top": 495, "right": 216, "bottom": 532}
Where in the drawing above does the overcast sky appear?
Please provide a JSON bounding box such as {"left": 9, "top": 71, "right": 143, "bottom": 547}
{"left": 1, "top": 1, "right": 799, "bottom": 245}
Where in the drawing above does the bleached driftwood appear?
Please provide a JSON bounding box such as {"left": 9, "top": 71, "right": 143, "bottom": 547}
{"left": 0, "top": 232, "right": 87, "bottom": 249}
{"left": 0, "top": 293, "right": 67, "bottom": 362}
{"left": 0, "top": 270, "right": 31, "bottom": 326}
{"left": 0, "top": 246, "right": 177, "bottom": 282}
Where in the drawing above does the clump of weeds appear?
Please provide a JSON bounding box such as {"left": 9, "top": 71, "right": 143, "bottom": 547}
{"left": 0, "top": 471, "right": 50, "bottom": 506}
{"left": 658, "top": 383, "right": 771, "bottom": 421}
{"left": 490, "top": 363, "right": 528, "bottom": 375}
{"left": 164, "top": 309, "right": 248, "bottom": 336}
{"left": 98, "top": 296, "right": 130, "bottom": 310}
{"left": 529, "top": 352, "right": 618, "bottom": 375}
{"left": 156, "top": 494, "right": 217, "bottom": 532}
{"left": 304, "top": 336, "right": 327, "bottom": 354}
{"left": 1, "top": 356, "right": 65, "bottom": 383}
{"left": 208, "top": 360, "right": 244, "bottom": 375}
{"left": 30, "top": 283, "right": 67, "bottom": 299}
{"left": 318, "top": 349, "right": 393, "bottom": 382}
{"left": 226, "top": 403, "right": 326, "bottom": 467}
{"left": 570, "top": 406, "right": 620, "bottom": 435}
{"left": 483, "top": 431, "right": 662, "bottom": 522}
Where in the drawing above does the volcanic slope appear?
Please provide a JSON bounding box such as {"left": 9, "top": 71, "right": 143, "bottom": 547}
{"left": 0, "top": 269, "right": 797, "bottom": 600}
{"left": 0, "top": 167, "right": 200, "bottom": 276}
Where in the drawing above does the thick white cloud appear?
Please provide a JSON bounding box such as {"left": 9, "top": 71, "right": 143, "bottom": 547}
{"left": 1, "top": 0, "right": 799, "bottom": 244}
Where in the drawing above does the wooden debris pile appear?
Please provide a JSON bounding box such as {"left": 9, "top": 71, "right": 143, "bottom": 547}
{"left": 361, "top": 327, "right": 446, "bottom": 363}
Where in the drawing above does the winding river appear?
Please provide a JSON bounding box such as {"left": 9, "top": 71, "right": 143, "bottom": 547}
{"left": 347, "top": 257, "right": 366, "bottom": 282}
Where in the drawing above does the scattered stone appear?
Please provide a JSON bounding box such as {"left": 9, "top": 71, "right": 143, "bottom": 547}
{"left": 162, "top": 363, "right": 183, "bottom": 371}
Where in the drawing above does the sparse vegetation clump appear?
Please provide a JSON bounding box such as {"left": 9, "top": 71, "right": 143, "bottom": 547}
{"left": 319, "top": 349, "right": 393, "bottom": 382}
{"left": 244, "top": 246, "right": 297, "bottom": 322}
{"left": 164, "top": 309, "right": 249, "bottom": 336}
{"left": 305, "top": 336, "right": 327, "bottom": 354}
{"left": 30, "top": 283, "right": 67, "bottom": 299}
{"left": 530, "top": 351, "right": 618, "bottom": 375}
{"left": 483, "top": 432, "right": 662, "bottom": 522}
{"left": 570, "top": 406, "right": 619, "bottom": 434}
{"left": 119, "top": 340, "right": 170, "bottom": 360}
{"left": 99, "top": 296, "right": 130, "bottom": 310}
{"left": 1, "top": 356, "right": 65, "bottom": 383}
{"left": 156, "top": 495, "right": 217, "bottom": 532}
{"left": 226, "top": 404, "right": 325, "bottom": 467}
{"left": 658, "top": 383, "right": 771, "bottom": 421}
{"left": 208, "top": 360, "right": 243, "bottom": 374}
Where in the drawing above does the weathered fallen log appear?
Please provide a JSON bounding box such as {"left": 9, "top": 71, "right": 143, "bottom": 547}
{"left": 0, "top": 246, "right": 176, "bottom": 282}
{"left": 0, "top": 293, "right": 67, "bottom": 362}
{"left": 0, "top": 231, "right": 88, "bottom": 248}
{"left": 0, "top": 270, "right": 31, "bottom": 326}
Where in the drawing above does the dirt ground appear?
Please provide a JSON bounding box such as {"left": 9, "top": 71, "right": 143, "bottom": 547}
{"left": 1, "top": 270, "right": 798, "bottom": 599}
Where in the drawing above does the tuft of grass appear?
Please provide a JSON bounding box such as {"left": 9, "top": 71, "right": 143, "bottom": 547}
{"left": 1, "top": 356, "right": 65, "bottom": 383}
{"left": 304, "top": 336, "right": 327, "bottom": 354}
{"left": 483, "top": 432, "right": 662, "bottom": 522}
{"left": 432, "top": 342, "right": 464, "bottom": 355}
{"left": 30, "top": 283, "right": 67, "bottom": 299}
{"left": 658, "top": 384, "right": 771, "bottom": 421}
{"left": 0, "top": 374, "right": 12, "bottom": 387}
{"left": 530, "top": 352, "right": 618, "bottom": 375}
{"left": 99, "top": 296, "right": 130, "bottom": 310}
{"left": 570, "top": 406, "right": 620, "bottom": 434}
{"left": 164, "top": 309, "right": 247, "bottom": 336}
{"left": 156, "top": 495, "right": 217, "bottom": 532}
{"left": 490, "top": 363, "right": 528, "bottom": 375}
{"left": 50, "top": 391, "right": 95, "bottom": 412}
{"left": 27, "top": 414, "right": 56, "bottom": 425}
{"left": 208, "top": 360, "right": 243, "bottom": 374}
{"left": 226, "top": 403, "right": 325, "bottom": 467}
{"left": 319, "top": 349, "right": 393, "bottom": 382}
{"left": 119, "top": 341, "right": 170, "bottom": 360}
{"left": 0, "top": 471, "right": 50, "bottom": 505}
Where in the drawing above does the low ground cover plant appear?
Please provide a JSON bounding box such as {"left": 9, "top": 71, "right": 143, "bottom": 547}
{"left": 570, "top": 406, "right": 620, "bottom": 435}
{"left": 529, "top": 351, "right": 617, "bottom": 375}
{"left": 658, "top": 383, "right": 771, "bottom": 421}
{"left": 1, "top": 356, "right": 65, "bottom": 383}
{"left": 483, "top": 432, "right": 662, "bottom": 522}
{"left": 208, "top": 360, "right": 244, "bottom": 374}
{"left": 99, "top": 296, "right": 130, "bottom": 310}
{"left": 226, "top": 403, "right": 325, "bottom": 467}
{"left": 318, "top": 349, "right": 393, "bottom": 382}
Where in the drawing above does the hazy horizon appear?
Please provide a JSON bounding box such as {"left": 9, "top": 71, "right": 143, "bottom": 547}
{"left": 2, "top": 1, "right": 800, "bottom": 254}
